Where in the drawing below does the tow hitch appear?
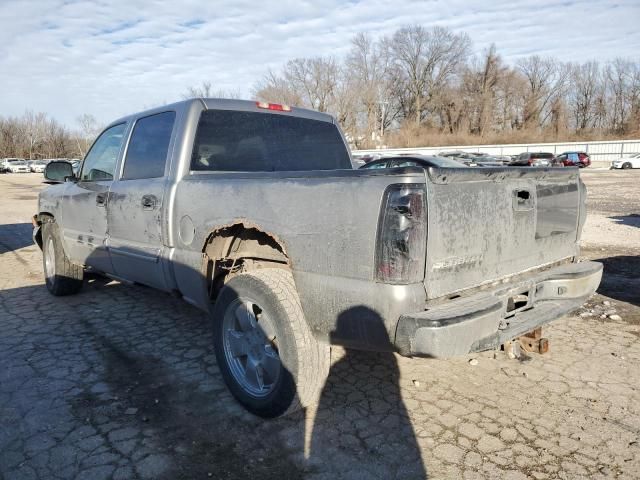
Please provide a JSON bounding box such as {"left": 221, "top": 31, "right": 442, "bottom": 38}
{"left": 518, "top": 327, "right": 549, "bottom": 354}
{"left": 503, "top": 327, "right": 549, "bottom": 358}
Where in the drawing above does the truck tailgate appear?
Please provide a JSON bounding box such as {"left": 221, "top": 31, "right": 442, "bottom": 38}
{"left": 424, "top": 167, "right": 582, "bottom": 299}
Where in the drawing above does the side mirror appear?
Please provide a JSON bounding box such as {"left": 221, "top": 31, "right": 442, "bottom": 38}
{"left": 44, "top": 161, "right": 75, "bottom": 183}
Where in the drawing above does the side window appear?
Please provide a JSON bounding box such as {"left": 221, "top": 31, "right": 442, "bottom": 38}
{"left": 122, "top": 111, "right": 175, "bottom": 180}
{"left": 80, "top": 123, "right": 127, "bottom": 181}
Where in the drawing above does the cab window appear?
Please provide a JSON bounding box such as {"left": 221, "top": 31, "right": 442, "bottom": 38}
{"left": 122, "top": 111, "right": 175, "bottom": 180}
{"left": 79, "top": 123, "right": 126, "bottom": 182}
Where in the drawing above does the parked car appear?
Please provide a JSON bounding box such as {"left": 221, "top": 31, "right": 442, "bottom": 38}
{"left": 509, "top": 152, "right": 554, "bottom": 167}
{"left": 554, "top": 151, "right": 591, "bottom": 168}
{"left": 610, "top": 153, "right": 640, "bottom": 169}
{"left": 34, "top": 98, "right": 601, "bottom": 417}
{"left": 438, "top": 151, "right": 482, "bottom": 166}
{"left": 472, "top": 156, "right": 507, "bottom": 167}
{"left": 492, "top": 155, "right": 513, "bottom": 165}
{"left": 359, "top": 154, "right": 466, "bottom": 170}
{"left": 3, "top": 158, "right": 30, "bottom": 173}
{"left": 28, "top": 160, "right": 48, "bottom": 173}
{"left": 69, "top": 159, "right": 81, "bottom": 175}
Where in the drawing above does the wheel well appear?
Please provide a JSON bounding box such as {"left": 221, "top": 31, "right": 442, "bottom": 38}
{"left": 202, "top": 223, "right": 289, "bottom": 300}
{"left": 33, "top": 213, "right": 55, "bottom": 249}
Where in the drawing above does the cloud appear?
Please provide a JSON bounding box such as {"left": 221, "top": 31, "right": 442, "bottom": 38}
{"left": 0, "top": 0, "right": 638, "bottom": 128}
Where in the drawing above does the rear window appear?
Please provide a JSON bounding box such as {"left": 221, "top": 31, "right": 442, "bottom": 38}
{"left": 191, "top": 110, "right": 351, "bottom": 172}
{"left": 531, "top": 152, "right": 554, "bottom": 159}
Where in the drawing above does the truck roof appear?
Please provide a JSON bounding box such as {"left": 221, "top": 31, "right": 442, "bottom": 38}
{"left": 108, "top": 98, "right": 334, "bottom": 128}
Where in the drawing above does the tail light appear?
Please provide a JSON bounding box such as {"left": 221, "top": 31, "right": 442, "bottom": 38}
{"left": 528, "top": 158, "right": 533, "bottom": 166}
{"left": 376, "top": 184, "right": 427, "bottom": 284}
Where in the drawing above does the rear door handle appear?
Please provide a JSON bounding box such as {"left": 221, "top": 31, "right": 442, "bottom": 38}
{"left": 96, "top": 193, "right": 107, "bottom": 207}
{"left": 141, "top": 194, "right": 158, "bottom": 210}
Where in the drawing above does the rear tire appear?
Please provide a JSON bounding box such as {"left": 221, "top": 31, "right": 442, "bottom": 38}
{"left": 42, "top": 221, "right": 84, "bottom": 296}
{"left": 212, "top": 268, "right": 330, "bottom": 418}
{"left": 622, "top": 162, "right": 632, "bottom": 169}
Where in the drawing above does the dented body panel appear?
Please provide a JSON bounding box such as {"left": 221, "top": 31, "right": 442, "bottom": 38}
{"left": 36, "top": 98, "right": 600, "bottom": 357}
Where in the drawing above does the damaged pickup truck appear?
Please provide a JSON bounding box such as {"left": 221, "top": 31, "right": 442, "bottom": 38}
{"left": 34, "top": 98, "right": 602, "bottom": 417}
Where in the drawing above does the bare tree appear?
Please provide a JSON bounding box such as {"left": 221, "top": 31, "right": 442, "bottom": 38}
{"left": 44, "top": 119, "right": 69, "bottom": 158}
{"left": 18, "top": 111, "right": 48, "bottom": 160}
{"left": 517, "top": 56, "right": 570, "bottom": 130}
{"left": 253, "top": 69, "right": 305, "bottom": 106}
{"left": 254, "top": 57, "right": 341, "bottom": 113}
{"left": 605, "top": 59, "right": 630, "bottom": 133}
{"left": 346, "top": 33, "right": 397, "bottom": 144}
{"left": 390, "top": 25, "right": 471, "bottom": 126}
{"left": 182, "top": 81, "right": 240, "bottom": 100}
{"left": 462, "top": 45, "right": 503, "bottom": 136}
{"left": 570, "top": 61, "right": 600, "bottom": 131}
{"left": 76, "top": 113, "right": 100, "bottom": 158}
{"left": 0, "top": 117, "right": 20, "bottom": 158}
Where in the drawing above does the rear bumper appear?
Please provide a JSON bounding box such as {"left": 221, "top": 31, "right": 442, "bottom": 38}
{"left": 394, "top": 261, "right": 602, "bottom": 357}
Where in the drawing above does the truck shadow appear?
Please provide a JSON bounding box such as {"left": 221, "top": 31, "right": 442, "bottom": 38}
{"left": 609, "top": 214, "right": 640, "bottom": 229}
{"left": 0, "top": 272, "right": 428, "bottom": 479}
{"left": 592, "top": 255, "right": 640, "bottom": 307}
{"left": 0, "top": 223, "right": 33, "bottom": 254}
{"left": 307, "top": 307, "right": 427, "bottom": 479}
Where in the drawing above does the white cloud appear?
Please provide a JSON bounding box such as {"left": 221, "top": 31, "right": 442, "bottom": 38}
{"left": 0, "top": 0, "right": 638, "bottom": 128}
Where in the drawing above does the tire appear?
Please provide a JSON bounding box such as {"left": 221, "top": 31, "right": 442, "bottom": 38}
{"left": 622, "top": 162, "right": 632, "bottom": 169}
{"left": 42, "top": 221, "right": 84, "bottom": 296}
{"left": 212, "top": 268, "right": 330, "bottom": 418}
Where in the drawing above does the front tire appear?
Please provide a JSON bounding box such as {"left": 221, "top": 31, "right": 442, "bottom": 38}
{"left": 622, "top": 162, "right": 632, "bottom": 169}
{"left": 212, "top": 268, "right": 330, "bottom": 418}
{"left": 42, "top": 221, "right": 84, "bottom": 296}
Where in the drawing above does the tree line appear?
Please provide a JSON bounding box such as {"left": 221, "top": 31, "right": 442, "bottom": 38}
{"left": 0, "top": 112, "right": 100, "bottom": 160}
{"left": 3, "top": 25, "right": 638, "bottom": 157}
{"left": 253, "top": 25, "right": 640, "bottom": 148}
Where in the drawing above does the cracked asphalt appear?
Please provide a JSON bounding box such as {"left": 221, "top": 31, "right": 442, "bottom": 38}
{"left": 1, "top": 171, "right": 639, "bottom": 479}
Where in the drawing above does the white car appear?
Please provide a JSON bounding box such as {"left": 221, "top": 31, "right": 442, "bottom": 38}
{"left": 611, "top": 153, "right": 640, "bottom": 169}
{"left": 28, "top": 160, "right": 47, "bottom": 173}
{"left": 4, "top": 159, "right": 30, "bottom": 173}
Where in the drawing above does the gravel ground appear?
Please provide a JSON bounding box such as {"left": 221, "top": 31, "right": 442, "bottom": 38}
{"left": 0, "top": 171, "right": 638, "bottom": 480}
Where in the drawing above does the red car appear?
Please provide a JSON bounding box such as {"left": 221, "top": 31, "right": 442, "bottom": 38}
{"left": 555, "top": 151, "right": 591, "bottom": 167}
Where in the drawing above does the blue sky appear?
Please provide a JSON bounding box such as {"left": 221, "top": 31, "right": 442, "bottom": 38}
{"left": 1, "top": 0, "right": 638, "bottom": 129}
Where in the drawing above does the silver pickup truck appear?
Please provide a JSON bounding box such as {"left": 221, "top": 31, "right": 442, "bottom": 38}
{"left": 34, "top": 98, "right": 602, "bottom": 417}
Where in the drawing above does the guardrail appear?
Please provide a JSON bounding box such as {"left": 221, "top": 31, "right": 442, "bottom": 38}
{"left": 353, "top": 139, "right": 640, "bottom": 167}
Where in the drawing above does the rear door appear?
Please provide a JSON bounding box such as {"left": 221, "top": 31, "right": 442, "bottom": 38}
{"left": 106, "top": 111, "right": 176, "bottom": 290}
{"left": 423, "top": 167, "right": 581, "bottom": 299}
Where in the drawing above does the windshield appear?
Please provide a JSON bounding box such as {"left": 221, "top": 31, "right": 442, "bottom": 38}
{"left": 191, "top": 110, "right": 351, "bottom": 172}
